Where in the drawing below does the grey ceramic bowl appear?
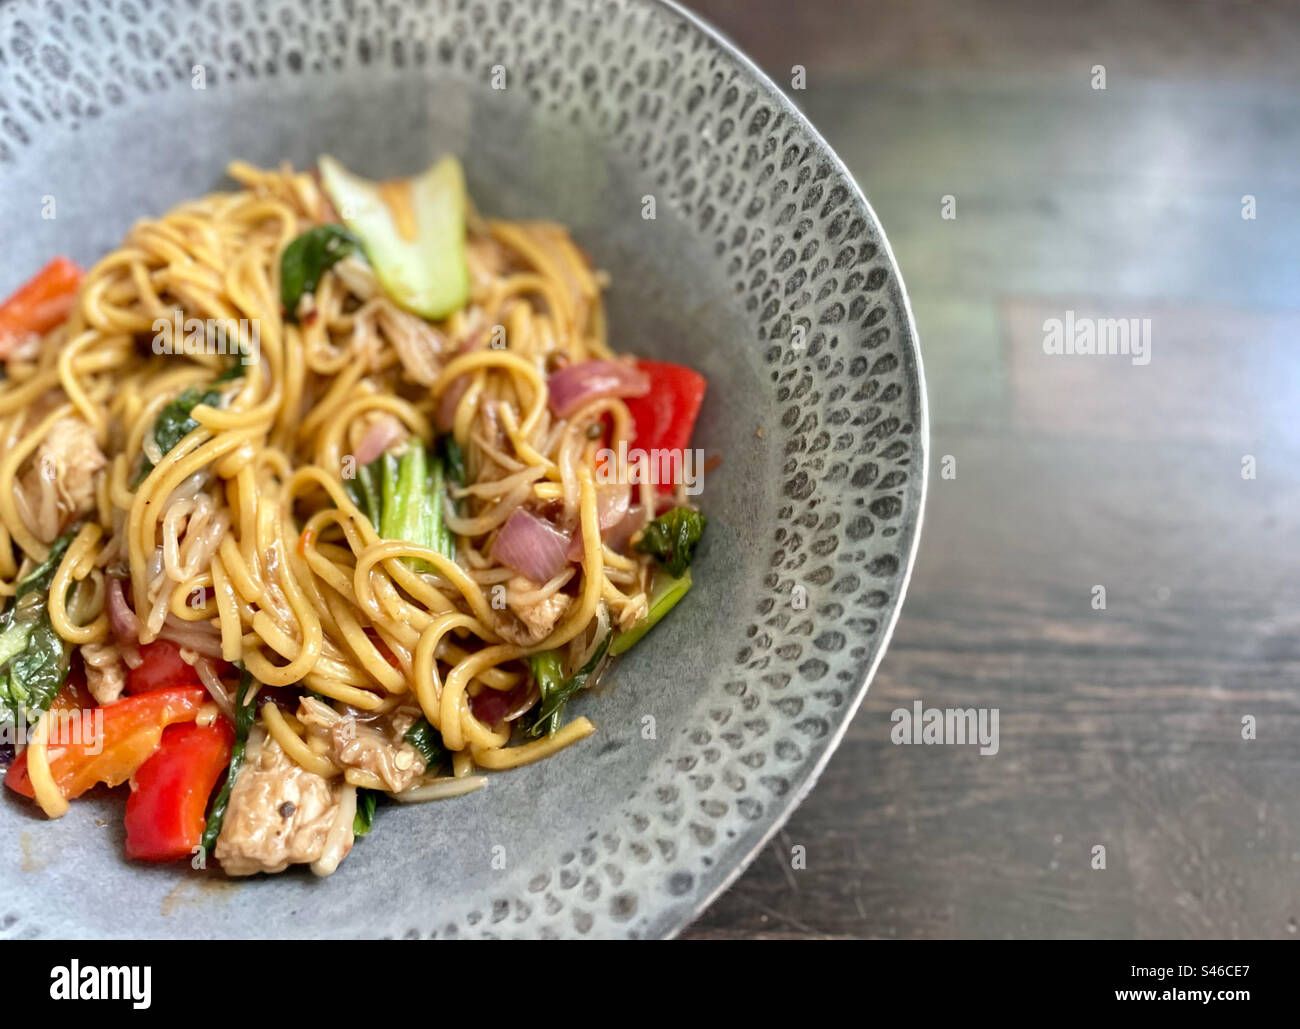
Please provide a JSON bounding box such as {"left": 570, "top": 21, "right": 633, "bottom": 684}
{"left": 0, "top": 0, "right": 926, "bottom": 938}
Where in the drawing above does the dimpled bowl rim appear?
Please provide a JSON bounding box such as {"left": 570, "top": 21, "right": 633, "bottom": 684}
{"left": 0, "top": 0, "right": 928, "bottom": 938}
{"left": 651, "top": 0, "right": 928, "bottom": 934}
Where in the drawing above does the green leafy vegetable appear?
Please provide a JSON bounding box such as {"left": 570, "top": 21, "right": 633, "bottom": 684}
{"left": 136, "top": 366, "right": 244, "bottom": 485}
{"left": 345, "top": 443, "right": 455, "bottom": 570}
{"left": 381, "top": 443, "right": 430, "bottom": 561}
{"left": 633, "top": 507, "right": 707, "bottom": 578}
{"left": 6, "top": 530, "right": 73, "bottom": 606}
{"left": 0, "top": 597, "right": 44, "bottom": 675}
{"left": 144, "top": 388, "right": 209, "bottom": 469}
{"left": 317, "top": 154, "right": 470, "bottom": 320}
{"left": 524, "top": 651, "right": 564, "bottom": 739}
{"left": 0, "top": 529, "right": 78, "bottom": 721}
{"left": 437, "top": 433, "right": 466, "bottom": 488}
{"left": 7, "top": 619, "right": 70, "bottom": 719}
{"left": 343, "top": 455, "right": 381, "bottom": 530}
{"left": 525, "top": 634, "right": 611, "bottom": 739}
{"left": 213, "top": 362, "right": 245, "bottom": 385}
{"left": 403, "top": 717, "right": 449, "bottom": 771}
{"left": 609, "top": 568, "right": 693, "bottom": 656}
{"left": 201, "top": 667, "right": 257, "bottom": 854}
{"left": 280, "top": 225, "right": 361, "bottom": 321}
{"left": 353, "top": 788, "right": 380, "bottom": 837}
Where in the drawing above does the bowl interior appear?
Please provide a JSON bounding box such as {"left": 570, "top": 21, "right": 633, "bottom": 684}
{"left": 0, "top": 0, "right": 925, "bottom": 938}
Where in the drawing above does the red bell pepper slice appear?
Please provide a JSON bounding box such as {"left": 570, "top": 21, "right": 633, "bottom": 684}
{"left": 0, "top": 672, "right": 87, "bottom": 795}
{"left": 621, "top": 360, "right": 707, "bottom": 495}
{"left": 124, "top": 718, "right": 234, "bottom": 862}
{"left": 0, "top": 257, "right": 83, "bottom": 357}
{"left": 126, "top": 639, "right": 204, "bottom": 695}
{"left": 5, "top": 686, "right": 207, "bottom": 801}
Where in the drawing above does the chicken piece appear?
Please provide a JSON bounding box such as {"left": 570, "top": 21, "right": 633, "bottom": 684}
{"left": 81, "top": 642, "right": 127, "bottom": 705}
{"left": 17, "top": 416, "right": 106, "bottom": 543}
{"left": 494, "top": 575, "right": 572, "bottom": 647}
{"left": 214, "top": 729, "right": 353, "bottom": 876}
{"left": 296, "top": 697, "right": 428, "bottom": 793}
{"left": 377, "top": 301, "right": 447, "bottom": 386}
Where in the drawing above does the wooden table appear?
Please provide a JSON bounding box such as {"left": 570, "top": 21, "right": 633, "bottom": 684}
{"left": 681, "top": 0, "right": 1300, "bottom": 939}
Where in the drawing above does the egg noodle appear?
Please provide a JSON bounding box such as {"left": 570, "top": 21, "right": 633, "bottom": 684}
{"left": 0, "top": 161, "right": 690, "bottom": 874}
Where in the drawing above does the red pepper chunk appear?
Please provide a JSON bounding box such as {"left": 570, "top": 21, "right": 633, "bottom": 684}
{"left": 5, "top": 687, "right": 208, "bottom": 801}
{"left": 124, "top": 718, "right": 233, "bottom": 862}
{"left": 621, "top": 360, "right": 707, "bottom": 495}
{"left": 126, "top": 639, "right": 204, "bottom": 695}
{"left": 0, "top": 257, "right": 83, "bottom": 357}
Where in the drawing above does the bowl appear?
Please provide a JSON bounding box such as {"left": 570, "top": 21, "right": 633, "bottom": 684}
{"left": 0, "top": 0, "right": 926, "bottom": 938}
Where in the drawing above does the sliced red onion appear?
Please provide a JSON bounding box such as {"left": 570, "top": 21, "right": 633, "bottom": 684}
{"left": 503, "top": 680, "right": 541, "bottom": 722}
{"left": 597, "top": 480, "right": 631, "bottom": 530}
{"left": 566, "top": 484, "right": 632, "bottom": 561}
{"left": 355, "top": 414, "right": 405, "bottom": 465}
{"left": 106, "top": 576, "right": 139, "bottom": 642}
{"left": 434, "top": 332, "right": 487, "bottom": 432}
{"left": 436, "top": 375, "right": 472, "bottom": 432}
{"left": 491, "top": 508, "right": 572, "bottom": 582}
{"left": 157, "top": 616, "right": 225, "bottom": 659}
{"left": 547, "top": 359, "right": 650, "bottom": 419}
{"left": 603, "top": 504, "right": 645, "bottom": 555}
{"left": 470, "top": 678, "right": 537, "bottom": 726}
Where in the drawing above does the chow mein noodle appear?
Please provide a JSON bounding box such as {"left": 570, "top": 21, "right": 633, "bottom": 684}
{"left": 0, "top": 152, "right": 707, "bottom": 875}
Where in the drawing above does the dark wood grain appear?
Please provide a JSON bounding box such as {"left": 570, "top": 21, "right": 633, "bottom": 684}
{"left": 680, "top": 0, "right": 1300, "bottom": 939}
